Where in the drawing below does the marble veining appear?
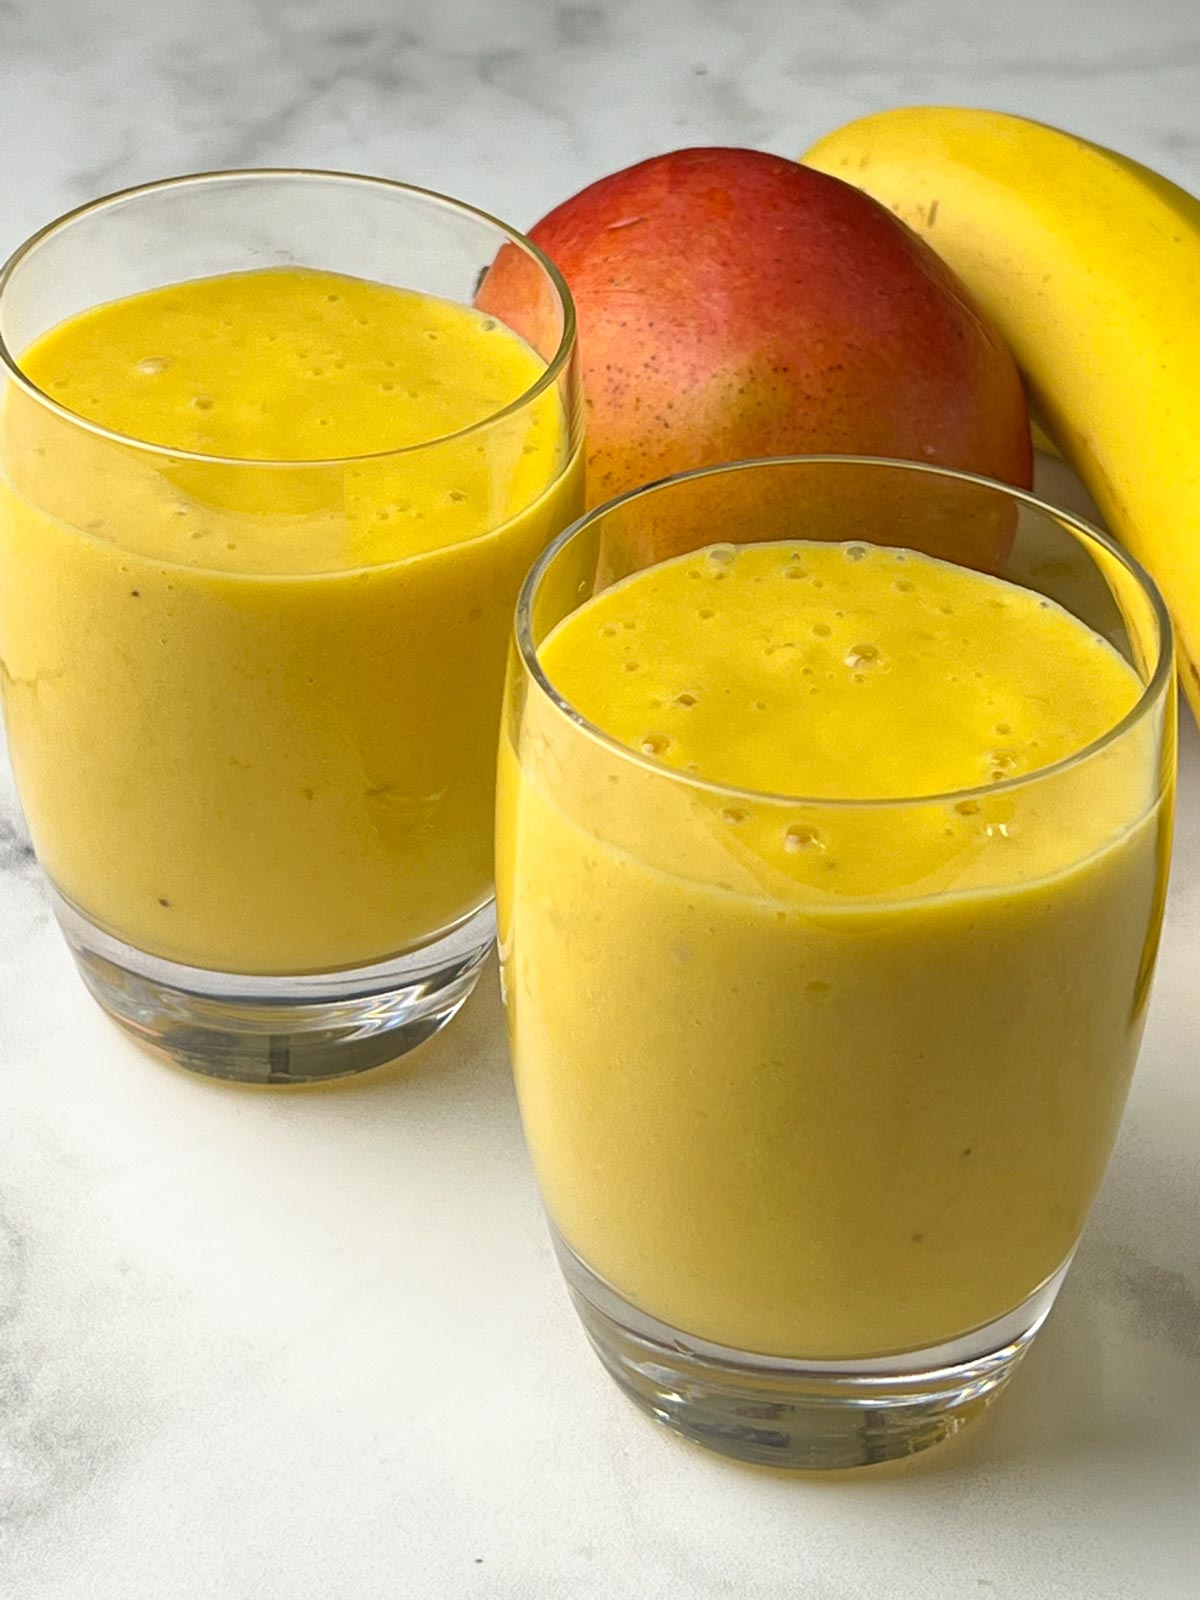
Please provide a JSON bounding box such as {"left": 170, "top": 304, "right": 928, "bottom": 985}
{"left": 1, "top": 1, "right": 1199, "bottom": 1595}
{"left": 0, "top": 812, "right": 35, "bottom": 881}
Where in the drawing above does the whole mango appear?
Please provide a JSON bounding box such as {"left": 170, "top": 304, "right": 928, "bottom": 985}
{"left": 478, "top": 147, "right": 1031, "bottom": 562}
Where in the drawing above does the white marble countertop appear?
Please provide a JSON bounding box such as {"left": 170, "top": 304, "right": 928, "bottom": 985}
{"left": 2, "top": 2, "right": 1199, "bottom": 1595}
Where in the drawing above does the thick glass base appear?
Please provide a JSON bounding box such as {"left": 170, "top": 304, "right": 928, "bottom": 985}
{"left": 54, "top": 890, "right": 494, "bottom": 1084}
{"left": 554, "top": 1230, "right": 1071, "bottom": 1470}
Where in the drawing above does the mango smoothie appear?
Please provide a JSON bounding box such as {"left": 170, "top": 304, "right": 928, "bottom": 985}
{"left": 0, "top": 267, "right": 582, "bottom": 973}
{"left": 500, "top": 538, "right": 1170, "bottom": 1359}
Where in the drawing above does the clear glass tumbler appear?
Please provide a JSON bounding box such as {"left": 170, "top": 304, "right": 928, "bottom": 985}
{"left": 498, "top": 456, "right": 1174, "bottom": 1469}
{"left": 0, "top": 171, "right": 583, "bottom": 1083}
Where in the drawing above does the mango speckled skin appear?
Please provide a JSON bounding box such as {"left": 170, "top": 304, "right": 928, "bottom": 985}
{"left": 479, "top": 148, "right": 1031, "bottom": 536}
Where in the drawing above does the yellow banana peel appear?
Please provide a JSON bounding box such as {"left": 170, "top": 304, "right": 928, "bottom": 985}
{"left": 803, "top": 107, "right": 1200, "bottom": 722}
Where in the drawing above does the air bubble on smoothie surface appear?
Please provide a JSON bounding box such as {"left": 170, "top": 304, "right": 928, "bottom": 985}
{"left": 845, "top": 642, "right": 879, "bottom": 668}
{"left": 135, "top": 356, "right": 170, "bottom": 375}
{"left": 191, "top": 395, "right": 214, "bottom": 411}
{"left": 706, "top": 544, "right": 737, "bottom": 569}
{"left": 812, "top": 622, "right": 831, "bottom": 638}
{"left": 844, "top": 543, "right": 869, "bottom": 561}
{"left": 674, "top": 691, "right": 699, "bottom": 708}
{"left": 721, "top": 806, "right": 748, "bottom": 826}
{"left": 640, "top": 733, "right": 670, "bottom": 757}
{"left": 784, "top": 824, "right": 822, "bottom": 852}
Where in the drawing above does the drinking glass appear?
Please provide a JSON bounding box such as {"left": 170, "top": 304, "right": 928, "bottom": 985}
{"left": 498, "top": 456, "right": 1174, "bottom": 1469}
{"left": 0, "top": 171, "right": 583, "bottom": 1082}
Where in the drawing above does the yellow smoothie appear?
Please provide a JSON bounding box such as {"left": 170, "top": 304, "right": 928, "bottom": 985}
{"left": 0, "top": 268, "right": 582, "bottom": 972}
{"left": 499, "top": 539, "right": 1170, "bottom": 1358}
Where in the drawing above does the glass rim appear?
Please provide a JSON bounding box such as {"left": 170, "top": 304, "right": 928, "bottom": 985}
{"left": 514, "top": 453, "right": 1175, "bottom": 812}
{"left": 0, "top": 166, "right": 578, "bottom": 470}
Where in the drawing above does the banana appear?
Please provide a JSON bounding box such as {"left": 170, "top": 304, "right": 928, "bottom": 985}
{"left": 803, "top": 107, "right": 1200, "bottom": 722}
